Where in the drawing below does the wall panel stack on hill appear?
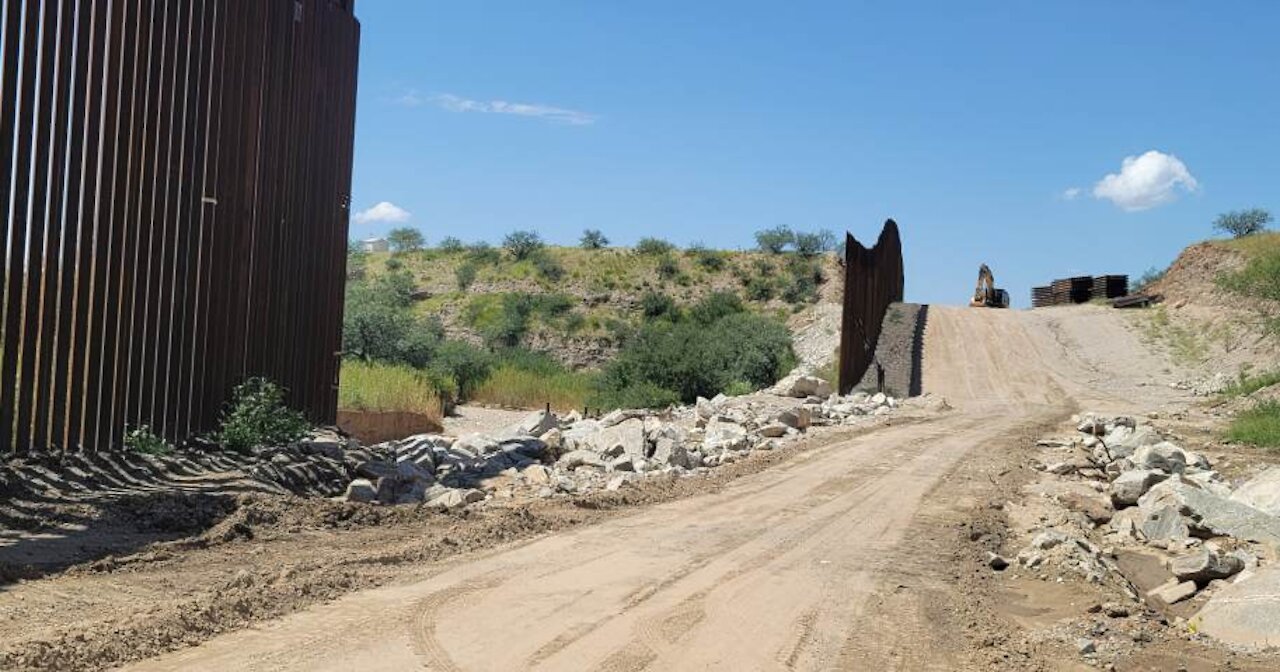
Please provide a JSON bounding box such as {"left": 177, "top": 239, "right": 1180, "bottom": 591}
{"left": 0, "top": 0, "right": 360, "bottom": 454}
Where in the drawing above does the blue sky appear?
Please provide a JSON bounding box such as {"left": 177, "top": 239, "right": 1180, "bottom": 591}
{"left": 349, "top": 1, "right": 1278, "bottom": 306}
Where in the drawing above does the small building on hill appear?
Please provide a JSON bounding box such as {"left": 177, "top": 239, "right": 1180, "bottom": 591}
{"left": 360, "top": 238, "right": 390, "bottom": 253}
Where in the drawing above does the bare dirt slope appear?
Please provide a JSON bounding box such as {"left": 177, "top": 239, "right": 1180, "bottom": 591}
{"left": 117, "top": 306, "right": 1200, "bottom": 672}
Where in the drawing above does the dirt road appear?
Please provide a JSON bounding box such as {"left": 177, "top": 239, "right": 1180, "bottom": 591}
{"left": 122, "top": 306, "right": 1179, "bottom": 671}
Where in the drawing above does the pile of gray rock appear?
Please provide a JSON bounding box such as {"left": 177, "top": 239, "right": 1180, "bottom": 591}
{"left": 1026, "top": 412, "right": 1280, "bottom": 611}
{"left": 339, "top": 373, "right": 902, "bottom": 509}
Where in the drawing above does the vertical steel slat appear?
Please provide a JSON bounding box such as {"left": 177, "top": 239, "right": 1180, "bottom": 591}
{"left": 55, "top": 0, "right": 103, "bottom": 452}
{"left": 14, "top": 0, "right": 63, "bottom": 452}
{"left": 30, "top": 0, "right": 77, "bottom": 450}
{"left": 2, "top": 0, "right": 47, "bottom": 456}
{"left": 80, "top": 0, "right": 128, "bottom": 451}
{"left": 100, "top": 0, "right": 149, "bottom": 449}
{"left": 0, "top": 0, "right": 27, "bottom": 455}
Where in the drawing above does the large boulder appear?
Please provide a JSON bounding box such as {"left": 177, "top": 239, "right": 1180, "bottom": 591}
{"left": 593, "top": 418, "right": 648, "bottom": 460}
{"left": 771, "top": 372, "right": 832, "bottom": 399}
{"left": 1110, "top": 469, "right": 1169, "bottom": 507}
{"left": 1170, "top": 548, "right": 1244, "bottom": 584}
{"left": 1102, "top": 425, "right": 1162, "bottom": 460}
{"left": 1231, "top": 468, "right": 1280, "bottom": 516}
{"left": 557, "top": 450, "right": 606, "bottom": 471}
{"left": 652, "top": 438, "right": 692, "bottom": 469}
{"left": 343, "top": 478, "right": 377, "bottom": 503}
{"left": 1131, "top": 442, "right": 1188, "bottom": 474}
{"left": 704, "top": 420, "right": 749, "bottom": 452}
{"left": 507, "top": 410, "right": 557, "bottom": 438}
{"left": 774, "top": 407, "right": 811, "bottom": 431}
{"left": 1138, "top": 478, "right": 1280, "bottom": 548}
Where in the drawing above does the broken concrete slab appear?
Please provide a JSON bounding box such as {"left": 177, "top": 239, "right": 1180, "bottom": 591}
{"left": 1197, "top": 566, "right": 1280, "bottom": 648}
{"left": 1148, "top": 579, "right": 1198, "bottom": 605}
{"left": 1230, "top": 467, "right": 1280, "bottom": 516}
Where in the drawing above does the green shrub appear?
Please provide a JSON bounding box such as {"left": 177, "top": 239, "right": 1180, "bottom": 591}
{"left": 581, "top": 229, "right": 609, "bottom": 249}
{"left": 1219, "top": 250, "right": 1280, "bottom": 303}
{"left": 745, "top": 276, "right": 775, "bottom": 301}
{"left": 342, "top": 278, "right": 444, "bottom": 367}
{"left": 724, "top": 380, "right": 754, "bottom": 396}
{"left": 456, "top": 261, "right": 478, "bottom": 290}
{"left": 1227, "top": 401, "right": 1280, "bottom": 448}
{"left": 755, "top": 226, "right": 794, "bottom": 254}
{"left": 635, "top": 237, "right": 675, "bottom": 256}
{"left": 503, "top": 230, "right": 545, "bottom": 260}
{"left": 532, "top": 251, "right": 566, "bottom": 281}
{"left": 428, "top": 341, "right": 493, "bottom": 401}
{"left": 687, "top": 244, "right": 726, "bottom": 271}
{"left": 598, "top": 312, "right": 794, "bottom": 404}
{"left": 214, "top": 378, "right": 311, "bottom": 452}
{"left": 588, "top": 381, "right": 681, "bottom": 411}
{"left": 640, "top": 290, "right": 680, "bottom": 321}
{"left": 467, "top": 242, "right": 502, "bottom": 265}
{"left": 689, "top": 291, "right": 744, "bottom": 325}
{"left": 1224, "top": 370, "right": 1280, "bottom": 397}
{"left": 439, "top": 236, "right": 464, "bottom": 253}
{"left": 782, "top": 257, "right": 823, "bottom": 304}
{"left": 656, "top": 253, "right": 680, "bottom": 280}
{"left": 125, "top": 425, "right": 173, "bottom": 455}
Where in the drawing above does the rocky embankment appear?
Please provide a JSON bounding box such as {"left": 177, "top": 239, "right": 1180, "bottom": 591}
{"left": 337, "top": 372, "right": 913, "bottom": 509}
{"left": 999, "top": 412, "right": 1280, "bottom": 662}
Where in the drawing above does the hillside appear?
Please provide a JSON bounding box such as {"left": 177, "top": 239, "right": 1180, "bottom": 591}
{"left": 1139, "top": 231, "right": 1280, "bottom": 385}
{"left": 347, "top": 243, "right": 843, "bottom": 370}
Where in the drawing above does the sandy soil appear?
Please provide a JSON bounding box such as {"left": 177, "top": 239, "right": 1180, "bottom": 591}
{"left": 107, "top": 306, "right": 1224, "bottom": 671}
{"left": 4, "top": 304, "right": 1276, "bottom": 671}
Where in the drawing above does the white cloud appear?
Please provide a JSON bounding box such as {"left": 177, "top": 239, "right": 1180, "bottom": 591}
{"left": 1061, "top": 187, "right": 1082, "bottom": 200}
{"left": 393, "top": 90, "right": 426, "bottom": 107}
{"left": 353, "top": 201, "right": 412, "bottom": 225}
{"left": 430, "top": 93, "right": 596, "bottom": 126}
{"left": 1092, "top": 150, "right": 1198, "bottom": 211}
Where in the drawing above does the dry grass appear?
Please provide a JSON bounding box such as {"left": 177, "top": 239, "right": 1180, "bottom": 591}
{"left": 470, "top": 365, "right": 595, "bottom": 412}
{"left": 338, "top": 360, "right": 444, "bottom": 422}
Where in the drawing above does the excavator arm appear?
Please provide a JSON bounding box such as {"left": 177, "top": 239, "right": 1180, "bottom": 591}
{"left": 969, "top": 264, "right": 1008, "bottom": 308}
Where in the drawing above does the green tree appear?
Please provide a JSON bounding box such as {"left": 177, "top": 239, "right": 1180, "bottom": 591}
{"left": 438, "top": 236, "right": 464, "bottom": 253}
{"left": 1214, "top": 208, "right": 1273, "bottom": 238}
{"left": 794, "top": 229, "right": 837, "bottom": 257}
{"left": 580, "top": 229, "right": 609, "bottom": 249}
{"left": 387, "top": 227, "right": 425, "bottom": 253}
{"left": 755, "top": 226, "right": 794, "bottom": 254}
{"left": 503, "top": 230, "right": 545, "bottom": 260}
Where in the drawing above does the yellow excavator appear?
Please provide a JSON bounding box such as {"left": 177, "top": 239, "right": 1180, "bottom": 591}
{"left": 970, "top": 264, "right": 1010, "bottom": 308}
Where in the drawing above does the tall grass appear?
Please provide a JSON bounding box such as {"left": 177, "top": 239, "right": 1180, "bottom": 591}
{"left": 1224, "top": 370, "right": 1280, "bottom": 398}
{"left": 1227, "top": 401, "right": 1280, "bottom": 449}
{"left": 338, "top": 360, "right": 443, "bottom": 422}
{"left": 471, "top": 365, "right": 596, "bottom": 412}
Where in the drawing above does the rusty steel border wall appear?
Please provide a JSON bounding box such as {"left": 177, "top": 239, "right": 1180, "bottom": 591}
{"left": 837, "top": 219, "right": 905, "bottom": 396}
{"left": 0, "top": 0, "right": 361, "bottom": 454}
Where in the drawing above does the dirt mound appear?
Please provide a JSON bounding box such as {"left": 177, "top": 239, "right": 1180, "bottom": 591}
{"left": 1147, "top": 241, "right": 1244, "bottom": 307}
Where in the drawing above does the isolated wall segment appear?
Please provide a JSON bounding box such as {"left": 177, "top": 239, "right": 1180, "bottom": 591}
{"left": 837, "top": 220, "right": 905, "bottom": 396}
{"left": 0, "top": 0, "right": 361, "bottom": 454}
